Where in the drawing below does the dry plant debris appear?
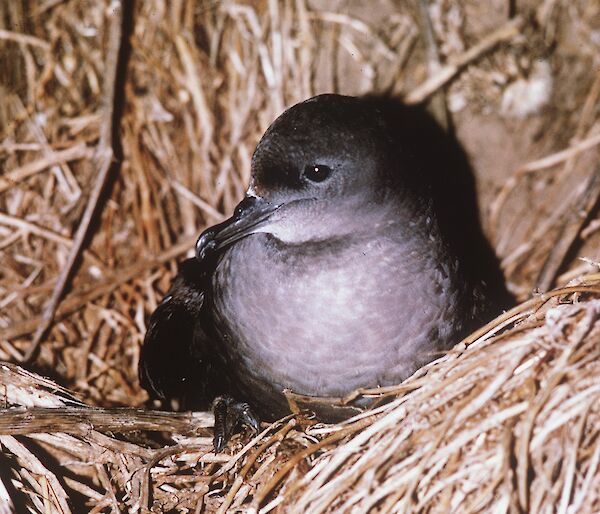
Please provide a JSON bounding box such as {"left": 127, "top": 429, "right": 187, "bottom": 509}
{"left": 282, "top": 278, "right": 600, "bottom": 513}
{"left": 1, "top": 0, "right": 600, "bottom": 512}
{"left": 1, "top": 277, "right": 600, "bottom": 512}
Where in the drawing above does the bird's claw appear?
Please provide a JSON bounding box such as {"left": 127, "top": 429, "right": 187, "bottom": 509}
{"left": 212, "top": 395, "right": 260, "bottom": 453}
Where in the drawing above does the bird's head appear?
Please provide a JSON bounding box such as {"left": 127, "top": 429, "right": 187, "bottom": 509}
{"left": 196, "top": 94, "right": 426, "bottom": 260}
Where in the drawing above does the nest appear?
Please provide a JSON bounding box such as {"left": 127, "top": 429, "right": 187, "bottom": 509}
{"left": 2, "top": 277, "right": 600, "bottom": 512}
{"left": 1, "top": 0, "right": 600, "bottom": 512}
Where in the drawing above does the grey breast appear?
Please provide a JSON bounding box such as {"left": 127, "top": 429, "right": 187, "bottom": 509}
{"left": 210, "top": 219, "right": 465, "bottom": 404}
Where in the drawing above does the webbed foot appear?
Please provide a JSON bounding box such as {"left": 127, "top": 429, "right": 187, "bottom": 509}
{"left": 212, "top": 395, "right": 260, "bottom": 452}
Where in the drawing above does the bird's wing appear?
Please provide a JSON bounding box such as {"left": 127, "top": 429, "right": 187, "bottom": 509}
{"left": 138, "top": 257, "right": 227, "bottom": 409}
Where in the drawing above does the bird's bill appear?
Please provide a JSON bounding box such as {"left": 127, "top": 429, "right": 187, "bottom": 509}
{"left": 195, "top": 196, "right": 280, "bottom": 260}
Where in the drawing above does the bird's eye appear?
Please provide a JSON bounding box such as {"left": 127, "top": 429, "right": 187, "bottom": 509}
{"left": 304, "top": 164, "right": 332, "bottom": 183}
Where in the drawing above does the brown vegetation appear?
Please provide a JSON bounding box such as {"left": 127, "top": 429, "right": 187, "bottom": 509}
{"left": 1, "top": 0, "right": 599, "bottom": 512}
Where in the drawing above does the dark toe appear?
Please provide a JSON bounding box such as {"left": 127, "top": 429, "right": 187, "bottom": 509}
{"left": 212, "top": 395, "right": 260, "bottom": 452}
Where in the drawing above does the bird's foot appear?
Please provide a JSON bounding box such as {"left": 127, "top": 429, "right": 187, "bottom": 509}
{"left": 212, "top": 395, "right": 260, "bottom": 452}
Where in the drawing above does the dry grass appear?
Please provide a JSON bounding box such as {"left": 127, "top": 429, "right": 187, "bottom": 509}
{"left": 2, "top": 277, "right": 600, "bottom": 513}
{"left": 283, "top": 278, "right": 600, "bottom": 513}
{"left": 1, "top": 0, "right": 600, "bottom": 512}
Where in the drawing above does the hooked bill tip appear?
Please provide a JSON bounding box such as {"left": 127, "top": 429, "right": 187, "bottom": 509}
{"left": 195, "top": 230, "right": 218, "bottom": 262}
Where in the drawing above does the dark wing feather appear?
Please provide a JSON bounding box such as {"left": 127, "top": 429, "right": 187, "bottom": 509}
{"left": 138, "top": 258, "right": 228, "bottom": 409}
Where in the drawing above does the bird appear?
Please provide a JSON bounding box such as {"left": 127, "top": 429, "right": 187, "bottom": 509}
{"left": 139, "top": 94, "right": 506, "bottom": 450}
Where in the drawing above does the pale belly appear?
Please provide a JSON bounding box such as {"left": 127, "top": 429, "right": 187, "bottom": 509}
{"left": 211, "top": 233, "right": 464, "bottom": 403}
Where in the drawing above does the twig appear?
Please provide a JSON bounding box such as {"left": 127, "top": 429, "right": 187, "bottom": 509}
{"left": 94, "top": 464, "right": 121, "bottom": 514}
{"left": 0, "top": 28, "right": 50, "bottom": 50}
{"left": 0, "top": 435, "right": 72, "bottom": 514}
{"left": 170, "top": 180, "right": 226, "bottom": 222}
{"left": 308, "top": 11, "right": 395, "bottom": 61}
{"left": 535, "top": 166, "right": 600, "bottom": 292}
{"left": 0, "top": 406, "right": 213, "bottom": 436}
{"left": 25, "top": 1, "right": 126, "bottom": 362}
{"left": 251, "top": 415, "right": 377, "bottom": 509}
{"left": 0, "top": 212, "right": 73, "bottom": 246}
{"left": 516, "top": 131, "right": 600, "bottom": 175}
{"left": 416, "top": 0, "right": 449, "bottom": 129}
{"left": 0, "top": 474, "right": 15, "bottom": 514}
{"left": 139, "top": 441, "right": 226, "bottom": 513}
{"left": 405, "top": 16, "right": 524, "bottom": 104}
{"left": 0, "top": 143, "right": 92, "bottom": 194}
{"left": 174, "top": 34, "right": 213, "bottom": 153}
{"left": 489, "top": 131, "right": 600, "bottom": 250}
{"left": 516, "top": 307, "right": 597, "bottom": 511}
{"left": 1, "top": 235, "right": 197, "bottom": 341}
{"left": 216, "top": 419, "right": 297, "bottom": 513}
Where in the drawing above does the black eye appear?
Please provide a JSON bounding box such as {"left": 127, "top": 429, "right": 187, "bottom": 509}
{"left": 304, "top": 164, "right": 332, "bottom": 182}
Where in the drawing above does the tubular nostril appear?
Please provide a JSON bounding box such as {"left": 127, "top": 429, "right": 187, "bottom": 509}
{"left": 234, "top": 196, "right": 259, "bottom": 218}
